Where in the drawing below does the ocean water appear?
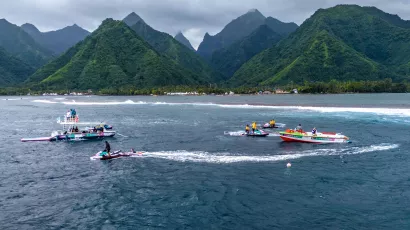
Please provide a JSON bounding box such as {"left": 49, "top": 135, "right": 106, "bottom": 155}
{"left": 1, "top": 94, "right": 409, "bottom": 229}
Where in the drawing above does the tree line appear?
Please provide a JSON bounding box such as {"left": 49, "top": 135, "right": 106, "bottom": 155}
{"left": 0, "top": 79, "right": 408, "bottom": 95}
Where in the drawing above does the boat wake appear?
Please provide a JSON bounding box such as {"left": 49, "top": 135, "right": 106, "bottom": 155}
{"left": 273, "top": 123, "right": 286, "bottom": 128}
{"left": 31, "top": 99, "right": 410, "bottom": 117}
{"left": 132, "top": 143, "right": 398, "bottom": 164}
{"left": 224, "top": 131, "right": 280, "bottom": 137}
{"left": 224, "top": 131, "right": 246, "bottom": 136}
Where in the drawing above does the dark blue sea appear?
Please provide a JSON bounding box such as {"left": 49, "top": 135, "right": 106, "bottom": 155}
{"left": 1, "top": 94, "right": 410, "bottom": 229}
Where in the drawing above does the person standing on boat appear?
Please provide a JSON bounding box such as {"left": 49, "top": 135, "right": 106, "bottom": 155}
{"left": 66, "top": 110, "right": 71, "bottom": 121}
{"left": 296, "top": 124, "right": 302, "bottom": 132}
{"left": 252, "top": 122, "right": 257, "bottom": 133}
{"left": 245, "top": 124, "right": 250, "bottom": 134}
{"left": 312, "top": 127, "right": 317, "bottom": 135}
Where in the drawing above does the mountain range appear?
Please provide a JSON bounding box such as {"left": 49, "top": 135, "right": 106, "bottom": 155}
{"left": 27, "top": 19, "right": 206, "bottom": 90}
{"left": 0, "top": 19, "right": 53, "bottom": 68}
{"left": 21, "top": 23, "right": 90, "bottom": 55}
{"left": 231, "top": 5, "right": 410, "bottom": 86}
{"left": 197, "top": 9, "right": 266, "bottom": 60}
{"left": 210, "top": 16, "right": 298, "bottom": 77}
{"left": 2, "top": 4, "right": 410, "bottom": 90}
{"left": 124, "top": 12, "right": 223, "bottom": 83}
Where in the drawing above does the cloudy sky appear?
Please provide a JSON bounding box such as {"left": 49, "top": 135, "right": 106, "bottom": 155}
{"left": 1, "top": 0, "right": 410, "bottom": 49}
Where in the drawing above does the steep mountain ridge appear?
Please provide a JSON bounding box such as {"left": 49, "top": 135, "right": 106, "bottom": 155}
{"left": 211, "top": 25, "right": 283, "bottom": 77}
{"left": 125, "top": 13, "right": 223, "bottom": 82}
{"left": 27, "top": 19, "right": 207, "bottom": 90}
{"left": 174, "top": 32, "right": 195, "bottom": 51}
{"left": 0, "top": 19, "right": 52, "bottom": 68}
{"left": 196, "top": 9, "right": 267, "bottom": 59}
{"left": 21, "top": 23, "right": 90, "bottom": 55}
{"left": 231, "top": 4, "right": 410, "bottom": 86}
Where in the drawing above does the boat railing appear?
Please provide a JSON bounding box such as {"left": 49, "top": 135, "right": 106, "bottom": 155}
{"left": 64, "top": 115, "right": 79, "bottom": 123}
{"left": 57, "top": 115, "right": 80, "bottom": 124}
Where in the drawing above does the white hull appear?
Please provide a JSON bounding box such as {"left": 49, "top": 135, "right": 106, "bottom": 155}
{"left": 280, "top": 131, "right": 350, "bottom": 143}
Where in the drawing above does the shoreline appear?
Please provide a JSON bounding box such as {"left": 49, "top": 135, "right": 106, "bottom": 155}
{"left": 1, "top": 92, "right": 408, "bottom": 97}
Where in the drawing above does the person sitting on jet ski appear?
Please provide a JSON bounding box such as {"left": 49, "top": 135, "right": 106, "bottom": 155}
{"left": 252, "top": 122, "right": 257, "bottom": 133}
{"left": 245, "top": 124, "right": 250, "bottom": 134}
{"left": 103, "top": 141, "right": 111, "bottom": 157}
{"left": 269, "top": 119, "right": 276, "bottom": 127}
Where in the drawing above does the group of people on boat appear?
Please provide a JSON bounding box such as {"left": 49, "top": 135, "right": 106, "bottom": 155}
{"left": 245, "top": 119, "right": 277, "bottom": 133}
{"left": 245, "top": 122, "right": 258, "bottom": 134}
{"left": 93, "top": 125, "right": 105, "bottom": 132}
{"left": 243, "top": 121, "right": 316, "bottom": 135}
{"left": 292, "top": 124, "right": 317, "bottom": 135}
{"left": 70, "top": 126, "right": 79, "bottom": 133}
{"left": 66, "top": 109, "right": 78, "bottom": 122}
{"left": 63, "top": 126, "right": 79, "bottom": 134}
{"left": 63, "top": 123, "right": 107, "bottom": 135}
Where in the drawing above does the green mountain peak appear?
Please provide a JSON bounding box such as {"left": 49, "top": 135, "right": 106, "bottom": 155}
{"left": 26, "top": 19, "right": 208, "bottom": 90}
{"left": 231, "top": 5, "right": 410, "bottom": 86}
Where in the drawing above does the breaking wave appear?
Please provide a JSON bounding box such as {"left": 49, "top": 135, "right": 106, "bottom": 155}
{"left": 2, "top": 98, "right": 21, "bottom": 101}
{"left": 31, "top": 99, "right": 410, "bottom": 117}
{"left": 62, "top": 99, "right": 141, "bottom": 105}
{"left": 132, "top": 143, "right": 398, "bottom": 164}
{"left": 32, "top": 99, "right": 58, "bottom": 104}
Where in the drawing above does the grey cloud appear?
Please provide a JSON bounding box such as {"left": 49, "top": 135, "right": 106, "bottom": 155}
{"left": 1, "top": 0, "right": 410, "bottom": 49}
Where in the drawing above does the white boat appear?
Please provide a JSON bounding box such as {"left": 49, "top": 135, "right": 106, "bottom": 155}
{"left": 21, "top": 111, "right": 115, "bottom": 142}
{"left": 279, "top": 129, "right": 350, "bottom": 143}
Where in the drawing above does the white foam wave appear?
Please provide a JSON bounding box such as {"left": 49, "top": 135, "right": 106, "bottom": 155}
{"left": 216, "top": 104, "right": 410, "bottom": 117}
{"left": 2, "top": 98, "right": 21, "bottom": 101}
{"left": 135, "top": 143, "right": 398, "bottom": 164}
{"left": 284, "top": 106, "right": 410, "bottom": 117}
{"left": 62, "top": 99, "right": 144, "bottom": 105}
{"left": 158, "top": 102, "right": 410, "bottom": 117}
{"left": 32, "top": 99, "right": 58, "bottom": 104}
{"left": 224, "top": 131, "right": 246, "bottom": 136}
{"left": 30, "top": 99, "right": 410, "bottom": 117}
{"left": 274, "top": 123, "right": 286, "bottom": 128}
{"left": 53, "top": 98, "right": 66, "bottom": 100}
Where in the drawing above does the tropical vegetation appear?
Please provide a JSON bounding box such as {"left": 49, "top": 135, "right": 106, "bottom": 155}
{"left": 25, "top": 19, "right": 209, "bottom": 90}
{"left": 231, "top": 5, "right": 410, "bottom": 86}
